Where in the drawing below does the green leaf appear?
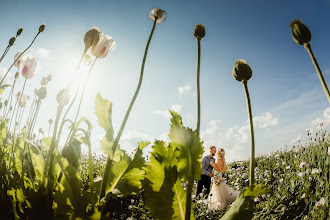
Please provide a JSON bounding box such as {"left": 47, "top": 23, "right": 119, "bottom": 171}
{"left": 95, "top": 92, "right": 113, "bottom": 133}
{"left": 105, "top": 142, "right": 148, "bottom": 196}
{"left": 168, "top": 110, "right": 204, "bottom": 181}
{"left": 26, "top": 139, "right": 45, "bottom": 183}
{"left": 42, "top": 137, "right": 52, "bottom": 151}
{"left": 95, "top": 92, "right": 114, "bottom": 156}
{"left": 243, "top": 184, "right": 273, "bottom": 197}
{"left": 220, "top": 193, "right": 255, "bottom": 220}
{"left": 56, "top": 156, "right": 86, "bottom": 217}
{"left": 144, "top": 140, "right": 194, "bottom": 220}
{"left": 0, "top": 119, "right": 7, "bottom": 139}
{"left": 0, "top": 84, "right": 10, "bottom": 95}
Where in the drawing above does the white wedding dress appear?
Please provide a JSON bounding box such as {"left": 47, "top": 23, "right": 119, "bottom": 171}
{"left": 208, "top": 170, "right": 238, "bottom": 211}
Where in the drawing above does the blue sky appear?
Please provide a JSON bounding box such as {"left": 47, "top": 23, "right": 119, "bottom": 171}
{"left": 1, "top": 0, "right": 330, "bottom": 162}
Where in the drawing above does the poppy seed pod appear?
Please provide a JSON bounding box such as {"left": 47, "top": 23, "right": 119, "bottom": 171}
{"left": 17, "top": 28, "right": 23, "bottom": 36}
{"left": 39, "top": 24, "right": 46, "bottom": 33}
{"left": 9, "top": 36, "right": 16, "bottom": 46}
{"left": 194, "top": 24, "right": 206, "bottom": 39}
{"left": 290, "top": 19, "right": 311, "bottom": 45}
{"left": 40, "top": 77, "right": 47, "bottom": 85}
{"left": 232, "top": 59, "right": 252, "bottom": 82}
{"left": 148, "top": 8, "right": 167, "bottom": 24}
{"left": 36, "top": 86, "right": 47, "bottom": 99}
{"left": 56, "top": 88, "right": 70, "bottom": 105}
{"left": 62, "top": 137, "right": 81, "bottom": 168}
{"left": 84, "top": 27, "right": 100, "bottom": 49}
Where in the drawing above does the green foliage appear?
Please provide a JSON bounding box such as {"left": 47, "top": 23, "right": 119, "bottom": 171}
{"left": 95, "top": 92, "right": 114, "bottom": 156}
{"left": 0, "top": 84, "right": 10, "bottom": 95}
{"left": 143, "top": 110, "right": 203, "bottom": 220}
{"left": 105, "top": 142, "right": 149, "bottom": 196}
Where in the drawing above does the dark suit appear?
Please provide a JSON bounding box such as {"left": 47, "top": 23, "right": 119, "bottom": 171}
{"left": 195, "top": 155, "right": 215, "bottom": 199}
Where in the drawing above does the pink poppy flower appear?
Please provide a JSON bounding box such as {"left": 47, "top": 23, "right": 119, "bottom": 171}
{"left": 91, "top": 33, "right": 116, "bottom": 59}
{"left": 20, "top": 55, "right": 38, "bottom": 79}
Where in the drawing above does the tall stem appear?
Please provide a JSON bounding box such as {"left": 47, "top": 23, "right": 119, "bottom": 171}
{"left": 0, "top": 32, "right": 40, "bottom": 86}
{"left": 304, "top": 43, "right": 330, "bottom": 104}
{"left": 100, "top": 19, "right": 158, "bottom": 198}
{"left": 3, "top": 80, "right": 16, "bottom": 117}
{"left": 242, "top": 80, "right": 255, "bottom": 187}
{"left": 195, "top": 38, "right": 201, "bottom": 134}
{"left": 0, "top": 45, "right": 10, "bottom": 64}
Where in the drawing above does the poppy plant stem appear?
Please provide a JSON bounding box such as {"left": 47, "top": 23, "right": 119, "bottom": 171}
{"left": 0, "top": 32, "right": 40, "bottom": 86}
{"left": 100, "top": 18, "right": 158, "bottom": 198}
{"left": 196, "top": 38, "right": 201, "bottom": 134}
{"left": 304, "top": 43, "right": 330, "bottom": 104}
{"left": 242, "top": 80, "right": 255, "bottom": 187}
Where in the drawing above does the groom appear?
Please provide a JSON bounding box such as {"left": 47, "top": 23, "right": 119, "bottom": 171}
{"left": 195, "top": 146, "right": 216, "bottom": 199}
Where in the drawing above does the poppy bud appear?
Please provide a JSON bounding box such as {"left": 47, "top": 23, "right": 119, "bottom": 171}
{"left": 15, "top": 72, "right": 19, "bottom": 80}
{"left": 36, "top": 86, "right": 47, "bottom": 99}
{"left": 39, "top": 24, "right": 46, "bottom": 33}
{"left": 47, "top": 74, "right": 52, "bottom": 81}
{"left": 56, "top": 88, "right": 70, "bottom": 105}
{"left": 40, "top": 77, "right": 47, "bottom": 85}
{"left": 289, "top": 19, "right": 311, "bottom": 45}
{"left": 48, "top": 119, "right": 53, "bottom": 124}
{"left": 9, "top": 36, "right": 16, "bottom": 46}
{"left": 84, "top": 27, "right": 100, "bottom": 49}
{"left": 17, "top": 27, "right": 23, "bottom": 36}
{"left": 4, "top": 100, "right": 8, "bottom": 106}
{"left": 194, "top": 24, "right": 206, "bottom": 39}
{"left": 62, "top": 137, "right": 81, "bottom": 168}
{"left": 232, "top": 59, "right": 252, "bottom": 82}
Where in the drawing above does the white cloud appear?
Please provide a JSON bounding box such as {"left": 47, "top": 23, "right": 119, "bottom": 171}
{"left": 153, "top": 104, "right": 182, "bottom": 119}
{"left": 253, "top": 112, "right": 279, "bottom": 128}
{"left": 178, "top": 83, "right": 192, "bottom": 96}
{"left": 200, "top": 112, "right": 279, "bottom": 162}
{"left": 32, "top": 47, "right": 50, "bottom": 58}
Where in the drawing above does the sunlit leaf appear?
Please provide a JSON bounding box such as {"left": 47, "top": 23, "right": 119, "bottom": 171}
{"left": 144, "top": 141, "right": 194, "bottom": 219}
{"left": 168, "top": 110, "right": 204, "bottom": 181}
{"left": 0, "top": 84, "right": 10, "bottom": 95}
{"left": 42, "top": 137, "right": 52, "bottom": 151}
{"left": 243, "top": 184, "right": 273, "bottom": 197}
{"left": 95, "top": 92, "right": 114, "bottom": 156}
{"left": 105, "top": 142, "right": 148, "bottom": 196}
{"left": 220, "top": 193, "right": 255, "bottom": 220}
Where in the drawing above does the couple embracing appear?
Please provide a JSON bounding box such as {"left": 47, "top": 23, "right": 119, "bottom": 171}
{"left": 195, "top": 146, "right": 238, "bottom": 210}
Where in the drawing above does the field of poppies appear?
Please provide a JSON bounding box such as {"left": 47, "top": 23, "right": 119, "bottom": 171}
{"left": 0, "top": 7, "right": 329, "bottom": 220}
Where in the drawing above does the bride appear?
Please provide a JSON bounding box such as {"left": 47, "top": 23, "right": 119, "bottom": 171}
{"left": 208, "top": 148, "right": 238, "bottom": 211}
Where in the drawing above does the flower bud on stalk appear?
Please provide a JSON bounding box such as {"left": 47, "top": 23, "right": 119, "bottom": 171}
{"left": 56, "top": 88, "right": 70, "bottom": 106}
{"left": 47, "top": 74, "right": 52, "bottom": 81}
{"left": 290, "top": 19, "right": 330, "bottom": 103}
{"left": 290, "top": 19, "right": 311, "bottom": 45}
{"left": 84, "top": 27, "right": 100, "bottom": 49}
{"left": 48, "top": 119, "right": 53, "bottom": 125}
{"left": 40, "top": 77, "right": 48, "bottom": 85}
{"left": 14, "top": 72, "right": 19, "bottom": 80}
{"left": 62, "top": 137, "right": 81, "bottom": 168}
{"left": 16, "top": 27, "right": 24, "bottom": 36}
{"left": 9, "top": 36, "right": 16, "bottom": 46}
{"left": 232, "top": 59, "right": 255, "bottom": 187}
{"left": 232, "top": 59, "right": 252, "bottom": 81}
{"left": 194, "top": 24, "right": 206, "bottom": 39}
{"left": 36, "top": 86, "right": 47, "bottom": 100}
{"left": 39, "top": 24, "right": 46, "bottom": 33}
